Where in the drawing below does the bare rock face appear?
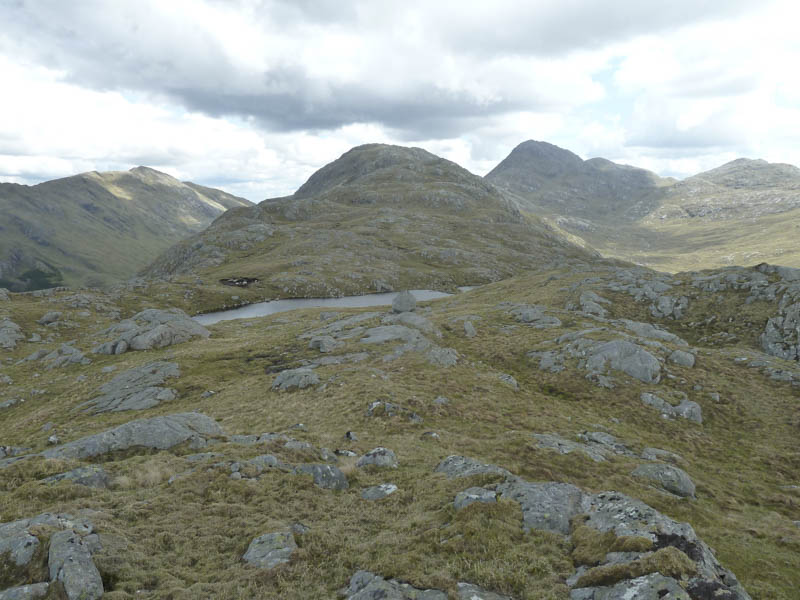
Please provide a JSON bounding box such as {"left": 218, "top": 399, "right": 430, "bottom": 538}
{"left": 586, "top": 340, "right": 661, "bottom": 384}
{"left": 48, "top": 530, "right": 104, "bottom": 600}
{"left": 93, "top": 308, "right": 209, "bottom": 355}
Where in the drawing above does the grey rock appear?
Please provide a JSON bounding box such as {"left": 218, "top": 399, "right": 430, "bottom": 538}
{"left": 570, "top": 573, "right": 689, "bottom": 599}
{"left": 361, "top": 325, "right": 422, "bottom": 345}
{"left": 464, "top": 321, "right": 477, "bottom": 338}
{"left": 48, "top": 530, "right": 104, "bottom": 600}
{"left": 361, "top": 483, "right": 399, "bottom": 500}
{"left": 641, "top": 448, "right": 683, "bottom": 464}
{"left": 40, "top": 344, "right": 92, "bottom": 370}
{"left": 618, "top": 319, "right": 688, "bottom": 346}
{"left": 366, "top": 401, "right": 422, "bottom": 423}
{"left": 632, "top": 463, "right": 696, "bottom": 498}
{"left": 384, "top": 312, "right": 439, "bottom": 336}
{"left": 498, "top": 373, "right": 518, "bottom": 389}
{"left": 761, "top": 302, "right": 800, "bottom": 361}
{"left": 425, "top": 346, "right": 459, "bottom": 367}
{"left": 0, "top": 584, "right": 50, "bottom": 600}
{"left": 533, "top": 433, "right": 608, "bottom": 463}
{"left": 0, "top": 288, "right": 8, "bottom": 301}
{"left": 272, "top": 367, "right": 320, "bottom": 391}
{"left": 497, "top": 480, "right": 590, "bottom": 535}
{"left": 650, "top": 295, "right": 688, "bottom": 319}
{"left": 242, "top": 530, "right": 296, "bottom": 569}
{"left": 511, "top": 304, "right": 562, "bottom": 328}
{"left": 249, "top": 454, "right": 292, "bottom": 472}
{"left": 357, "top": 447, "right": 398, "bottom": 469}
{"left": 37, "top": 311, "right": 62, "bottom": 325}
{"left": 293, "top": 464, "right": 349, "bottom": 490}
{"left": 42, "top": 412, "right": 224, "bottom": 460}
{"left": 0, "top": 513, "right": 92, "bottom": 574}
{"left": 93, "top": 308, "right": 209, "bottom": 354}
{"left": 640, "top": 393, "right": 702, "bottom": 424}
{"left": 79, "top": 361, "right": 180, "bottom": 413}
{"left": 456, "top": 582, "right": 511, "bottom": 600}
{"left": 308, "top": 335, "right": 343, "bottom": 353}
{"left": 42, "top": 466, "right": 110, "bottom": 488}
{"left": 342, "top": 570, "right": 447, "bottom": 600}
{"left": 434, "top": 455, "right": 513, "bottom": 480}
{"left": 579, "top": 291, "right": 609, "bottom": 317}
{"left": 284, "top": 440, "right": 313, "bottom": 451}
{"left": 0, "top": 319, "right": 24, "bottom": 350}
{"left": 454, "top": 487, "right": 497, "bottom": 510}
{"left": 0, "top": 398, "right": 21, "bottom": 409}
{"left": 669, "top": 350, "right": 696, "bottom": 367}
{"left": 433, "top": 396, "right": 449, "bottom": 405}
{"left": 586, "top": 340, "right": 661, "bottom": 384}
{"left": 392, "top": 291, "right": 417, "bottom": 313}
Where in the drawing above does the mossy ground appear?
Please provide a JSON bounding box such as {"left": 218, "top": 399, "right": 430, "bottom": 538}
{"left": 1, "top": 267, "right": 799, "bottom": 598}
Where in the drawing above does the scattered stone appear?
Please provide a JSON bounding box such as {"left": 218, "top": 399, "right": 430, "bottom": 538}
{"left": 425, "top": 346, "right": 459, "bottom": 367}
{"left": 48, "top": 529, "right": 104, "bottom": 600}
{"left": 345, "top": 431, "right": 358, "bottom": 442}
{"left": 641, "top": 448, "right": 683, "bottom": 464}
{"left": 308, "top": 335, "right": 343, "bottom": 353}
{"left": 37, "top": 311, "right": 62, "bottom": 325}
{"left": 454, "top": 487, "right": 497, "bottom": 510}
{"left": 533, "top": 433, "right": 608, "bottom": 463}
{"left": 433, "top": 396, "right": 449, "bottom": 405}
{"left": 357, "top": 447, "right": 398, "bottom": 469}
{"left": 361, "top": 483, "right": 398, "bottom": 500}
{"left": 618, "top": 319, "right": 688, "bottom": 346}
{"left": 632, "top": 463, "right": 696, "bottom": 498}
{"left": 0, "top": 319, "right": 24, "bottom": 350}
{"left": 464, "top": 321, "right": 477, "bottom": 338}
{"left": 42, "top": 466, "right": 110, "bottom": 488}
{"left": 284, "top": 440, "right": 313, "bottom": 451}
{"left": 383, "top": 312, "right": 440, "bottom": 336}
{"left": 0, "top": 398, "right": 21, "bottom": 410}
{"left": 456, "top": 583, "right": 511, "bottom": 600}
{"left": 47, "top": 435, "right": 59, "bottom": 446}
{"left": 0, "top": 288, "right": 8, "bottom": 301}
{"left": 392, "top": 291, "right": 417, "bottom": 313}
{"left": 93, "top": 308, "right": 209, "bottom": 355}
{"left": 242, "top": 530, "right": 296, "bottom": 570}
{"left": 342, "top": 571, "right": 446, "bottom": 600}
{"left": 366, "top": 400, "right": 422, "bottom": 423}
{"left": 293, "top": 464, "right": 349, "bottom": 490}
{"left": 579, "top": 291, "right": 609, "bottom": 317}
{"left": 498, "top": 373, "right": 518, "bottom": 389}
{"left": 669, "top": 349, "right": 696, "bottom": 367}
{"left": 272, "top": 368, "right": 320, "bottom": 391}
{"left": 497, "top": 480, "right": 589, "bottom": 535}
{"left": 36, "top": 344, "right": 92, "bottom": 370}
{"left": 78, "top": 361, "right": 180, "bottom": 413}
{"left": 41, "top": 412, "right": 224, "bottom": 461}
{"left": 0, "top": 445, "right": 31, "bottom": 458}
{"left": 511, "top": 305, "right": 562, "bottom": 328}
{"left": 420, "top": 431, "right": 440, "bottom": 440}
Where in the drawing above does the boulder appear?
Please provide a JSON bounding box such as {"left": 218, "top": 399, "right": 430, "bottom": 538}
{"left": 48, "top": 530, "right": 104, "bottom": 600}
{"left": 242, "top": 531, "right": 296, "bottom": 569}
{"left": 463, "top": 321, "right": 477, "bottom": 338}
{"left": 93, "top": 308, "right": 209, "bottom": 355}
{"left": 392, "top": 291, "right": 417, "bottom": 313}
{"left": 37, "top": 311, "right": 62, "bottom": 325}
{"left": 586, "top": 340, "right": 661, "bottom": 384}
{"left": 454, "top": 487, "right": 497, "bottom": 510}
{"left": 0, "top": 319, "right": 23, "bottom": 350}
{"left": 533, "top": 433, "right": 608, "bottom": 463}
{"left": 434, "top": 455, "right": 513, "bottom": 480}
{"left": 669, "top": 350, "right": 696, "bottom": 368}
{"left": 356, "top": 447, "right": 398, "bottom": 469}
{"left": 78, "top": 361, "right": 180, "bottom": 413}
{"left": 42, "top": 412, "right": 224, "bottom": 460}
{"left": 496, "top": 480, "right": 590, "bottom": 535}
{"left": 293, "top": 464, "right": 349, "bottom": 490}
{"left": 342, "top": 571, "right": 446, "bottom": 600}
{"left": 618, "top": 319, "right": 688, "bottom": 346}
{"left": 42, "top": 466, "right": 110, "bottom": 488}
{"left": 40, "top": 344, "right": 91, "bottom": 370}
{"left": 0, "top": 584, "right": 50, "bottom": 599}
{"left": 361, "top": 483, "right": 398, "bottom": 500}
{"left": 640, "top": 393, "right": 702, "bottom": 424}
{"left": 360, "top": 325, "right": 421, "bottom": 345}
{"left": 308, "top": 335, "right": 343, "bottom": 353}
{"left": 271, "top": 368, "right": 320, "bottom": 391}
{"left": 632, "top": 464, "right": 696, "bottom": 498}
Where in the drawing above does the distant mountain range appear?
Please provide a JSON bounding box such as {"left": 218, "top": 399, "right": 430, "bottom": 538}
{"left": 0, "top": 167, "right": 250, "bottom": 290}
{"left": 487, "top": 141, "right": 800, "bottom": 272}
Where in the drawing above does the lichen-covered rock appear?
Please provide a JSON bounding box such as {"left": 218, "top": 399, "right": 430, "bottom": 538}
{"left": 361, "top": 483, "right": 398, "bottom": 500}
{"left": 0, "top": 319, "right": 23, "bottom": 350}
{"left": 308, "top": 335, "right": 343, "bottom": 353}
{"left": 42, "top": 465, "right": 110, "bottom": 488}
{"left": 570, "top": 573, "right": 689, "bottom": 599}
{"left": 454, "top": 487, "right": 497, "bottom": 510}
{"left": 39, "top": 344, "right": 92, "bottom": 370}
{"left": 640, "top": 393, "right": 702, "bottom": 424}
{"left": 356, "top": 447, "right": 398, "bottom": 469}
{"left": 434, "top": 455, "right": 513, "bottom": 480}
{"left": 342, "top": 571, "right": 447, "bottom": 600}
{"left": 41, "top": 412, "right": 223, "bottom": 460}
{"left": 293, "top": 464, "right": 349, "bottom": 490}
{"left": 632, "top": 463, "right": 696, "bottom": 498}
{"left": 456, "top": 582, "right": 511, "bottom": 600}
{"left": 93, "top": 308, "right": 209, "bottom": 355}
{"left": 78, "top": 361, "right": 180, "bottom": 413}
{"left": 0, "top": 583, "right": 50, "bottom": 599}
{"left": 669, "top": 350, "right": 696, "bottom": 367}
{"left": 761, "top": 302, "right": 800, "bottom": 361}
{"left": 271, "top": 368, "right": 320, "bottom": 391}
{"left": 242, "top": 530, "right": 296, "bottom": 569}
{"left": 37, "top": 311, "right": 62, "bottom": 325}
{"left": 586, "top": 340, "right": 661, "bottom": 384}
{"left": 48, "top": 529, "right": 104, "bottom": 600}
{"left": 496, "top": 480, "right": 590, "bottom": 535}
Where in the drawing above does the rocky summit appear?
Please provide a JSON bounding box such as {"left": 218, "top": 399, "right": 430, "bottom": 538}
{"left": 0, "top": 142, "right": 799, "bottom": 599}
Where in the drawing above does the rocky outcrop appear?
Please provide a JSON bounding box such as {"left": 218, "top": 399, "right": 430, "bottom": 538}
{"left": 42, "top": 466, "right": 110, "bottom": 489}
{"left": 272, "top": 368, "right": 320, "bottom": 391}
{"left": 41, "top": 412, "right": 223, "bottom": 461}
{"left": 585, "top": 340, "right": 661, "bottom": 384}
{"left": 93, "top": 308, "right": 209, "bottom": 355}
{"left": 0, "top": 320, "right": 23, "bottom": 350}
{"left": 79, "top": 361, "right": 180, "bottom": 413}
{"left": 242, "top": 531, "right": 296, "bottom": 570}
{"left": 48, "top": 530, "right": 104, "bottom": 600}
{"left": 640, "top": 393, "right": 702, "bottom": 424}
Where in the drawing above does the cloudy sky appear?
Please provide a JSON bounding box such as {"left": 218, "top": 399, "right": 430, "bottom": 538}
{"left": 1, "top": 0, "right": 799, "bottom": 200}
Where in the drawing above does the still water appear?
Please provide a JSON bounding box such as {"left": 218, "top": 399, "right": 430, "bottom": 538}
{"left": 193, "top": 289, "right": 470, "bottom": 326}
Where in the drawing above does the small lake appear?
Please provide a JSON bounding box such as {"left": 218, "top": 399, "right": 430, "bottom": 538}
{"left": 194, "top": 288, "right": 473, "bottom": 326}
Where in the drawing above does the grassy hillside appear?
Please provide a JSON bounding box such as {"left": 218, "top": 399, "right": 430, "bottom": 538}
{"left": 0, "top": 167, "right": 250, "bottom": 291}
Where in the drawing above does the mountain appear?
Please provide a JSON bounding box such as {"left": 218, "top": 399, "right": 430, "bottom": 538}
{"left": 142, "top": 144, "right": 597, "bottom": 312}
{"left": 0, "top": 167, "right": 251, "bottom": 291}
{"left": 487, "top": 142, "right": 800, "bottom": 272}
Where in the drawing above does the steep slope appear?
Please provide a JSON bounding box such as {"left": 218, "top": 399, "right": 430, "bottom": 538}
{"left": 0, "top": 261, "right": 798, "bottom": 597}
{"left": 487, "top": 142, "right": 800, "bottom": 272}
{"left": 0, "top": 167, "right": 251, "bottom": 291}
{"left": 143, "top": 144, "right": 597, "bottom": 311}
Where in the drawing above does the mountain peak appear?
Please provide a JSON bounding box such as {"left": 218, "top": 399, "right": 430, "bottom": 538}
{"left": 694, "top": 157, "right": 800, "bottom": 189}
